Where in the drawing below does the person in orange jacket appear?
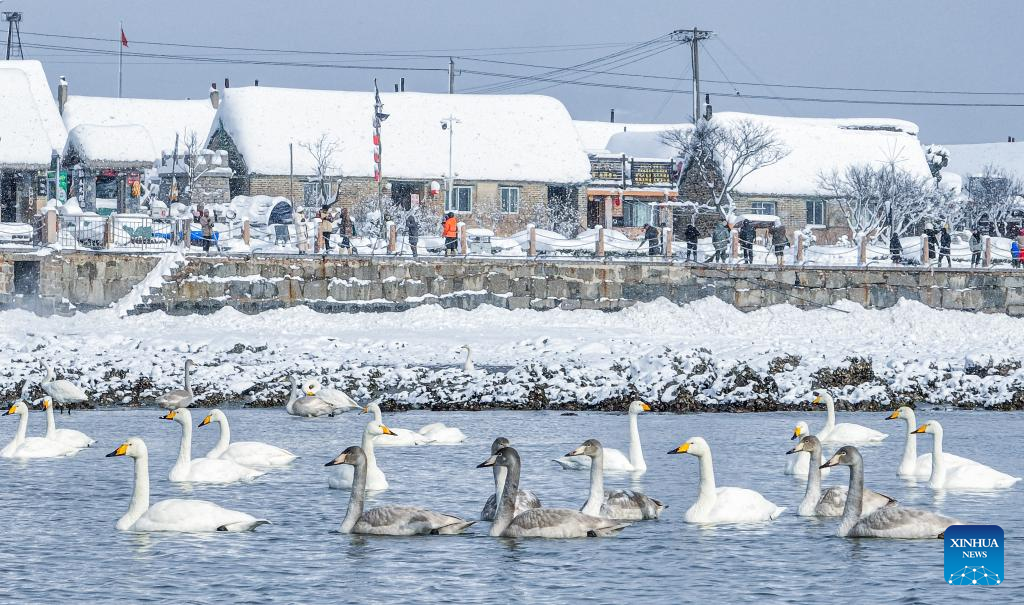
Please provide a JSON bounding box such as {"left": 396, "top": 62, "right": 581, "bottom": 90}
{"left": 442, "top": 212, "right": 458, "bottom": 256}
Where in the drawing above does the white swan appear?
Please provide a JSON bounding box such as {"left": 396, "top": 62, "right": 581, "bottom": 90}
{"left": 327, "top": 421, "right": 395, "bottom": 491}
{"left": 481, "top": 437, "right": 541, "bottom": 521}
{"left": 161, "top": 409, "right": 265, "bottom": 483}
{"left": 822, "top": 445, "right": 960, "bottom": 538}
{"left": 461, "top": 345, "right": 475, "bottom": 373}
{"left": 107, "top": 438, "right": 269, "bottom": 532}
{"left": 417, "top": 422, "right": 467, "bottom": 444}
{"left": 568, "top": 439, "right": 664, "bottom": 520}
{"left": 363, "top": 402, "right": 434, "bottom": 446}
{"left": 785, "top": 422, "right": 829, "bottom": 478}
{"left": 40, "top": 363, "right": 88, "bottom": 408}
{"left": 479, "top": 446, "right": 628, "bottom": 538}
{"left": 553, "top": 400, "right": 649, "bottom": 472}
{"left": 885, "top": 407, "right": 973, "bottom": 478}
{"left": 302, "top": 379, "right": 361, "bottom": 413}
{"left": 40, "top": 397, "right": 94, "bottom": 449}
{"left": 2, "top": 401, "right": 77, "bottom": 459}
{"left": 156, "top": 358, "right": 195, "bottom": 409}
{"left": 913, "top": 420, "right": 1021, "bottom": 490}
{"left": 668, "top": 437, "right": 784, "bottom": 524}
{"left": 787, "top": 435, "right": 896, "bottom": 517}
{"left": 328, "top": 446, "right": 474, "bottom": 535}
{"left": 199, "top": 409, "right": 296, "bottom": 467}
{"left": 812, "top": 390, "right": 886, "bottom": 444}
{"left": 284, "top": 375, "right": 335, "bottom": 417}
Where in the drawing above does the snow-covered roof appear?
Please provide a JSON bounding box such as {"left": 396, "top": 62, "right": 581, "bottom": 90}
{"left": 213, "top": 86, "right": 591, "bottom": 182}
{"left": 62, "top": 96, "right": 216, "bottom": 159}
{"left": 66, "top": 124, "right": 157, "bottom": 169}
{"left": 0, "top": 70, "right": 54, "bottom": 169}
{"left": 943, "top": 142, "right": 1024, "bottom": 179}
{"left": 0, "top": 60, "right": 67, "bottom": 157}
{"left": 576, "top": 112, "right": 931, "bottom": 196}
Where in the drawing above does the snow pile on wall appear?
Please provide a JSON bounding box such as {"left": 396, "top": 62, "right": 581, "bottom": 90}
{"left": 228, "top": 195, "right": 292, "bottom": 225}
{"left": 0, "top": 70, "right": 54, "bottom": 168}
{"left": 66, "top": 124, "right": 158, "bottom": 168}
{"left": 943, "top": 142, "right": 1024, "bottom": 178}
{"left": 111, "top": 250, "right": 187, "bottom": 318}
{"left": 0, "top": 60, "right": 67, "bottom": 153}
{"left": 62, "top": 96, "right": 216, "bottom": 158}
{"left": 214, "top": 86, "right": 592, "bottom": 182}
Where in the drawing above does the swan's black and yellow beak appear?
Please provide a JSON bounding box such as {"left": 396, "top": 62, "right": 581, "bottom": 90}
{"left": 42, "top": 399, "right": 51, "bottom": 410}
{"left": 160, "top": 410, "right": 176, "bottom": 420}
{"left": 912, "top": 424, "right": 928, "bottom": 434}
{"left": 325, "top": 452, "right": 348, "bottom": 467}
{"left": 3, "top": 404, "right": 17, "bottom": 416}
{"left": 885, "top": 410, "right": 900, "bottom": 420}
{"left": 477, "top": 454, "right": 497, "bottom": 468}
{"left": 565, "top": 446, "right": 585, "bottom": 457}
{"left": 106, "top": 442, "right": 129, "bottom": 458}
{"left": 641, "top": 403, "right": 651, "bottom": 412}
{"left": 667, "top": 442, "right": 690, "bottom": 455}
{"left": 380, "top": 424, "right": 396, "bottom": 436}
{"left": 791, "top": 426, "right": 803, "bottom": 440}
{"left": 786, "top": 446, "right": 798, "bottom": 455}
{"left": 198, "top": 415, "right": 212, "bottom": 427}
{"left": 812, "top": 395, "right": 822, "bottom": 404}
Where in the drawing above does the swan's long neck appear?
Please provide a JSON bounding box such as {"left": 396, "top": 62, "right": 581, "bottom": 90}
{"left": 929, "top": 425, "right": 946, "bottom": 486}
{"left": 340, "top": 459, "right": 367, "bottom": 533}
{"left": 628, "top": 413, "right": 646, "bottom": 471}
{"left": 360, "top": 425, "right": 381, "bottom": 475}
{"left": 824, "top": 398, "right": 836, "bottom": 432}
{"left": 493, "top": 465, "right": 507, "bottom": 505}
{"left": 45, "top": 404, "right": 57, "bottom": 438}
{"left": 370, "top": 406, "right": 383, "bottom": 425}
{"left": 694, "top": 451, "right": 718, "bottom": 511}
{"left": 801, "top": 446, "right": 823, "bottom": 512}
{"left": 15, "top": 410, "right": 29, "bottom": 447}
{"left": 45, "top": 365, "right": 55, "bottom": 383}
{"left": 183, "top": 363, "right": 192, "bottom": 393}
{"left": 286, "top": 376, "right": 299, "bottom": 412}
{"left": 119, "top": 453, "right": 151, "bottom": 530}
{"left": 491, "top": 459, "right": 521, "bottom": 537}
{"left": 838, "top": 458, "right": 865, "bottom": 537}
{"left": 212, "top": 417, "right": 231, "bottom": 455}
{"left": 464, "top": 347, "right": 472, "bottom": 364}
{"left": 582, "top": 449, "right": 605, "bottom": 516}
{"left": 900, "top": 413, "right": 917, "bottom": 474}
{"left": 175, "top": 421, "right": 193, "bottom": 469}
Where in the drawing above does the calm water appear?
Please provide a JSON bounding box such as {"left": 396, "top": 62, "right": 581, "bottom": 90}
{"left": 0, "top": 408, "right": 1020, "bottom": 604}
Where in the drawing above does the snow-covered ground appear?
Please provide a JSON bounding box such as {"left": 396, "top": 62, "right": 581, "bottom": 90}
{"left": 3, "top": 297, "right": 1022, "bottom": 410}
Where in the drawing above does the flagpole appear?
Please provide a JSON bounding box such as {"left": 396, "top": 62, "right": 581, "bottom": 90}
{"left": 118, "top": 21, "right": 123, "bottom": 98}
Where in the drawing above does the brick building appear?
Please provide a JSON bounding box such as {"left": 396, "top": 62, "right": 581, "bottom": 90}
{"left": 206, "top": 86, "right": 591, "bottom": 236}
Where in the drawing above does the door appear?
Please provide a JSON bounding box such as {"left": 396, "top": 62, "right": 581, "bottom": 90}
{"left": 1, "top": 172, "right": 17, "bottom": 222}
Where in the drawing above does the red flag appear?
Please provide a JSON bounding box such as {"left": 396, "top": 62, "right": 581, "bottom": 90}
{"left": 120, "top": 28, "right": 128, "bottom": 48}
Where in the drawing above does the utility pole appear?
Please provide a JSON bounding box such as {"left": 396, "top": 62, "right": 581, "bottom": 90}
{"left": 440, "top": 115, "right": 460, "bottom": 210}
{"left": 670, "top": 28, "right": 713, "bottom": 122}
{"left": 3, "top": 12, "right": 24, "bottom": 60}
{"left": 448, "top": 57, "right": 455, "bottom": 94}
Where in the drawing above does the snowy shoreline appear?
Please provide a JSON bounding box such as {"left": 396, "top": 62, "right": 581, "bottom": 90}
{"left": 3, "top": 297, "right": 1022, "bottom": 411}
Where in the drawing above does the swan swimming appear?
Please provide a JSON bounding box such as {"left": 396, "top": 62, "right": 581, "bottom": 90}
{"left": 553, "top": 400, "right": 649, "bottom": 472}
{"left": 812, "top": 390, "right": 887, "bottom": 444}
{"left": 199, "top": 409, "right": 296, "bottom": 467}
{"left": 107, "top": 437, "right": 269, "bottom": 532}
{"left": 2, "top": 401, "right": 77, "bottom": 459}
{"left": 283, "top": 375, "right": 336, "bottom": 417}
{"left": 417, "top": 422, "right": 467, "bottom": 445}
{"left": 567, "top": 439, "right": 664, "bottom": 520}
{"left": 40, "top": 397, "right": 94, "bottom": 449}
{"left": 668, "top": 437, "right": 784, "bottom": 524}
{"left": 327, "top": 446, "right": 474, "bottom": 535}
{"left": 162, "top": 409, "right": 266, "bottom": 483}
{"left": 479, "top": 446, "right": 628, "bottom": 538}
{"left": 481, "top": 437, "right": 541, "bottom": 521}
{"left": 787, "top": 435, "right": 896, "bottom": 517}
{"left": 362, "top": 402, "right": 434, "bottom": 446}
{"left": 303, "top": 380, "right": 361, "bottom": 413}
{"left": 885, "top": 407, "right": 973, "bottom": 479}
{"left": 156, "top": 359, "right": 195, "bottom": 410}
{"left": 913, "top": 420, "right": 1021, "bottom": 490}
{"left": 327, "top": 421, "right": 396, "bottom": 491}
{"left": 822, "top": 445, "right": 960, "bottom": 539}
{"left": 785, "top": 422, "right": 829, "bottom": 478}
{"left": 40, "top": 363, "right": 88, "bottom": 409}
{"left": 460, "top": 345, "right": 475, "bottom": 373}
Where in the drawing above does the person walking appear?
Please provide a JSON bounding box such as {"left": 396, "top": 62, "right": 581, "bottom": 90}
{"left": 969, "top": 229, "right": 983, "bottom": 268}
{"left": 937, "top": 225, "right": 952, "bottom": 267}
{"left": 643, "top": 223, "right": 661, "bottom": 256}
{"left": 405, "top": 213, "right": 419, "bottom": 258}
{"left": 199, "top": 209, "right": 214, "bottom": 254}
{"left": 711, "top": 220, "right": 730, "bottom": 263}
{"left": 769, "top": 219, "right": 789, "bottom": 267}
{"left": 292, "top": 206, "right": 310, "bottom": 254}
{"left": 316, "top": 205, "right": 335, "bottom": 253}
{"left": 337, "top": 208, "right": 356, "bottom": 254}
{"left": 739, "top": 219, "right": 755, "bottom": 264}
{"left": 1014, "top": 228, "right": 1024, "bottom": 268}
{"left": 923, "top": 222, "right": 938, "bottom": 263}
{"left": 684, "top": 223, "right": 700, "bottom": 262}
{"left": 1012, "top": 238, "right": 1022, "bottom": 269}
{"left": 442, "top": 212, "right": 459, "bottom": 256}
{"left": 889, "top": 231, "right": 903, "bottom": 264}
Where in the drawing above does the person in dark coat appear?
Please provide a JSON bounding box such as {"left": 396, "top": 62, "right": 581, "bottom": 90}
{"left": 738, "top": 219, "right": 755, "bottom": 264}
{"left": 969, "top": 229, "right": 983, "bottom": 267}
{"left": 405, "top": 213, "right": 419, "bottom": 258}
{"left": 923, "top": 222, "right": 937, "bottom": 263}
{"left": 769, "top": 220, "right": 789, "bottom": 267}
{"left": 337, "top": 207, "right": 356, "bottom": 254}
{"left": 938, "top": 225, "right": 952, "bottom": 267}
{"left": 711, "top": 220, "right": 730, "bottom": 262}
{"left": 889, "top": 231, "right": 903, "bottom": 264}
{"left": 643, "top": 223, "right": 661, "bottom": 256}
{"left": 684, "top": 223, "right": 700, "bottom": 261}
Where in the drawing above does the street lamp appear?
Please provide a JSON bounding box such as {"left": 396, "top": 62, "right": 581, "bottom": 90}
{"left": 440, "top": 115, "right": 460, "bottom": 212}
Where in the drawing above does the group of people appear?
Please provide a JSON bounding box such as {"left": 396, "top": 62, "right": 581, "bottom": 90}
{"left": 893, "top": 223, "right": 1024, "bottom": 268}
{"left": 643, "top": 218, "right": 790, "bottom": 266}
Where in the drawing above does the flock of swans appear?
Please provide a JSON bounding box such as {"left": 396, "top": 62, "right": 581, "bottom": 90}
{"left": 3, "top": 360, "right": 1021, "bottom": 540}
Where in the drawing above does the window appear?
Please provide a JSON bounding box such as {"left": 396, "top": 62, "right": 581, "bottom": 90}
{"left": 806, "top": 199, "right": 826, "bottom": 226}
{"left": 500, "top": 186, "right": 520, "bottom": 213}
{"left": 750, "top": 200, "right": 776, "bottom": 216}
{"left": 616, "top": 198, "right": 653, "bottom": 228}
{"left": 446, "top": 186, "right": 473, "bottom": 213}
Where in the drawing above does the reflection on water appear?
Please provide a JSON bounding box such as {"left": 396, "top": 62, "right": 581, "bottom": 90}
{"left": 0, "top": 408, "right": 1021, "bottom": 603}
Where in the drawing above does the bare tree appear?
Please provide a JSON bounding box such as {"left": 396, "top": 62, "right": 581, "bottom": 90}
{"left": 661, "top": 118, "right": 789, "bottom": 218}
{"left": 962, "top": 164, "right": 1023, "bottom": 236}
{"left": 180, "top": 130, "right": 215, "bottom": 205}
{"left": 300, "top": 133, "right": 340, "bottom": 206}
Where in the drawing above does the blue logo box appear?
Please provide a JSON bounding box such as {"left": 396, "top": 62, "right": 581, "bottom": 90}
{"left": 944, "top": 525, "right": 1003, "bottom": 586}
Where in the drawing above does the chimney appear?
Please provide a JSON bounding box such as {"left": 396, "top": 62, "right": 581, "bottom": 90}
{"left": 610, "top": 108, "right": 615, "bottom": 123}
{"left": 209, "top": 82, "right": 219, "bottom": 109}
{"left": 224, "top": 78, "right": 230, "bottom": 89}
{"left": 400, "top": 77, "right": 405, "bottom": 92}
{"left": 394, "top": 83, "right": 399, "bottom": 92}
{"left": 254, "top": 79, "right": 259, "bottom": 86}
{"left": 57, "top": 76, "right": 68, "bottom": 115}
{"left": 704, "top": 94, "right": 713, "bottom": 120}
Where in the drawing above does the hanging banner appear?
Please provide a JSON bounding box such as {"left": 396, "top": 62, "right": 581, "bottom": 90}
{"left": 631, "top": 160, "right": 674, "bottom": 186}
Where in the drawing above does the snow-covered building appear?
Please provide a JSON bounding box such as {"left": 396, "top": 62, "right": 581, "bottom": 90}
{"left": 207, "top": 86, "right": 592, "bottom": 235}
{"left": 0, "top": 61, "right": 66, "bottom": 224}
{"left": 576, "top": 113, "right": 932, "bottom": 242}
{"left": 63, "top": 124, "right": 157, "bottom": 213}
